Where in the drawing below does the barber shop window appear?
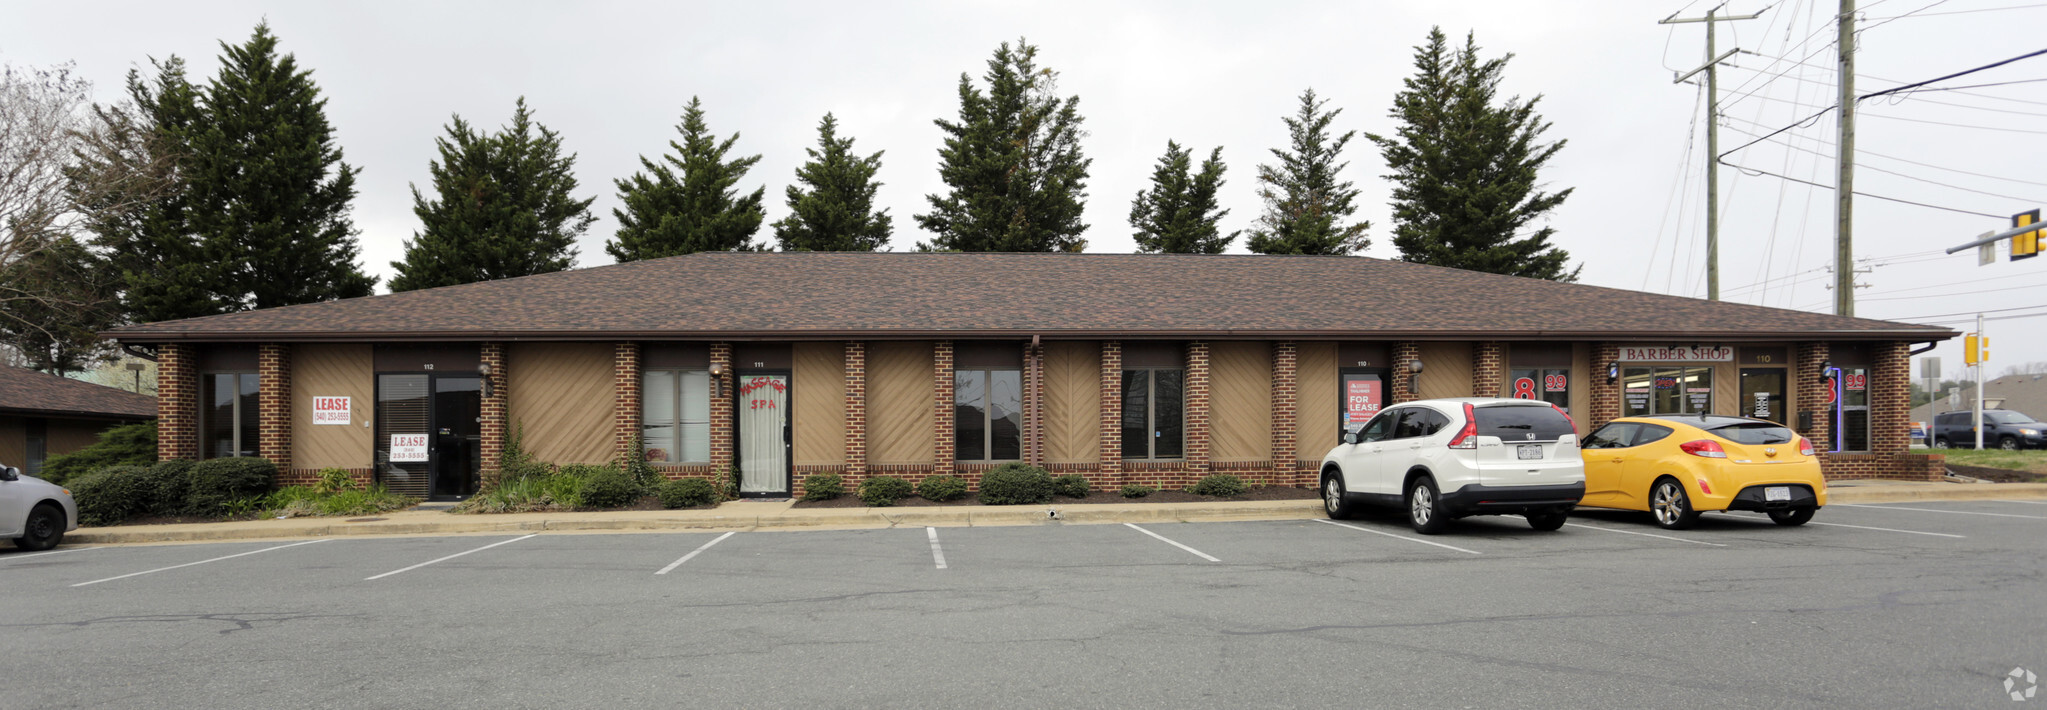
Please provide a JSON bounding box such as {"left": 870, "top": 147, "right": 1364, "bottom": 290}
{"left": 1507, "top": 344, "right": 1572, "bottom": 412}
{"left": 1621, "top": 366, "right": 1713, "bottom": 417}
{"left": 201, "top": 372, "right": 261, "bottom": 458}
{"left": 644, "top": 370, "right": 711, "bottom": 463}
{"left": 1829, "top": 367, "right": 1872, "bottom": 452}
{"left": 1122, "top": 368, "right": 1184, "bottom": 460}
{"left": 956, "top": 368, "right": 1023, "bottom": 461}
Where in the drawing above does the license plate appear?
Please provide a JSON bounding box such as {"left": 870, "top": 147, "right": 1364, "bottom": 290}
{"left": 1765, "top": 486, "right": 1792, "bottom": 502}
{"left": 1516, "top": 444, "right": 1542, "bottom": 460}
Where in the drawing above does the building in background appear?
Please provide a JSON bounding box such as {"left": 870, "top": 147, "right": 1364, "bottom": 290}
{"left": 0, "top": 365, "right": 157, "bottom": 476}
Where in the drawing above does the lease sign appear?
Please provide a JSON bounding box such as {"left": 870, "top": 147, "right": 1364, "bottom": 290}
{"left": 389, "top": 434, "right": 429, "bottom": 462}
{"left": 1346, "top": 380, "right": 1382, "bottom": 422}
{"left": 312, "top": 396, "right": 351, "bottom": 425}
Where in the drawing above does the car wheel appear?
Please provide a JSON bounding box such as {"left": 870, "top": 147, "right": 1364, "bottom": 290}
{"left": 2000, "top": 436, "right": 2020, "bottom": 451}
{"left": 1932, "top": 437, "right": 1949, "bottom": 450}
{"left": 1525, "top": 509, "right": 1569, "bottom": 531}
{"left": 1406, "top": 476, "right": 1450, "bottom": 535}
{"left": 1648, "top": 477, "right": 1701, "bottom": 531}
{"left": 1767, "top": 507, "right": 1816, "bottom": 526}
{"left": 1321, "top": 472, "right": 1357, "bottom": 520}
{"left": 12, "top": 503, "right": 65, "bottom": 551}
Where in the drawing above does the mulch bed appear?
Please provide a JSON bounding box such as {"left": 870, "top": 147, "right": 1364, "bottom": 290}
{"left": 789, "top": 485, "right": 1317, "bottom": 509}
{"left": 1945, "top": 463, "right": 2047, "bottom": 483}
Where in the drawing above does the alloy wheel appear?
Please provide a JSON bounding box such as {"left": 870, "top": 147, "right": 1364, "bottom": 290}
{"left": 1652, "top": 482, "right": 1684, "bottom": 526}
{"left": 1411, "top": 485, "right": 1433, "bottom": 525}
{"left": 1324, "top": 477, "right": 1343, "bottom": 514}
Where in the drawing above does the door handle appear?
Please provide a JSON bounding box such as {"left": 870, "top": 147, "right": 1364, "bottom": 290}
{"left": 1610, "top": 458, "right": 1624, "bottom": 464}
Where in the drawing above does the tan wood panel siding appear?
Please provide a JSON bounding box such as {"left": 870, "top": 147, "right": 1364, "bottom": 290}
{"left": 508, "top": 343, "right": 614, "bottom": 464}
{"left": 47, "top": 419, "right": 110, "bottom": 457}
{"left": 868, "top": 341, "right": 934, "bottom": 465}
{"left": 0, "top": 416, "right": 24, "bottom": 469}
{"left": 1418, "top": 342, "right": 1474, "bottom": 399}
{"left": 1209, "top": 341, "right": 1271, "bottom": 462}
{"left": 1713, "top": 361, "right": 1738, "bottom": 416}
{"left": 792, "top": 342, "right": 846, "bottom": 466}
{"left": 1295, "top": 342, "right": 1339, "bottom": 461}
{"left": 1044, "top": 341, "right": 1101, "bottom": 464}
{"left": 293, "top": 344, "right": 374, "bottom": 470}
{"left": 1570, "top": 343, "right": 1592, "bottom": 435}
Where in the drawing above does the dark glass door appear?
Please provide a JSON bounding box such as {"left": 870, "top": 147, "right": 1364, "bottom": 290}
{"left": 1739, "top": 368, "right": 1787, "bottom": 424}
{"left": 377, "top": 373, "right": 482, "bottom": 501}
{"left": 433, "top": 377, "right": 482, "bottom": 499}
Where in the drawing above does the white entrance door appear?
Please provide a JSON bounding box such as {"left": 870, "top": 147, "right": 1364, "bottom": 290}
{"left": 737, "top": 374, "right": 790, "bottom": 496}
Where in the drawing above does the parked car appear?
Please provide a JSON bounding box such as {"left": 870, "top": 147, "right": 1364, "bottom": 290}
{"left": 1578, "top": 414, "right": 1825, "bottom": 530}
{"left": 1, "top": 461, "right": 77, "bottom": 551}
{"left": 1319, "top": 398, "right": 1585, "bottom": 534}
{"left": 1931, "top": 409, "right": 2045, "bottom": 450}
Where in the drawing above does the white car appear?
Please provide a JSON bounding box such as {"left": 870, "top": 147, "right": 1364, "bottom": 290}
{"left": 1319, "top": 398, "right": 1586, "bottom": 534}
{"left": 2, "top": 462, "right": 78, "bottom": 551}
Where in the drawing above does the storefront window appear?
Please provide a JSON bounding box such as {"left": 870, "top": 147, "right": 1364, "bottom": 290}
{"left": 1507, "top": 367, "right": 1570, "bottom": 410}
{"left": 643, "top": 370, "right": 711, "bottom": 463}
{"left": 1829, "top": 367, "right": 1871, "bottom": 452}
{"left": 956, "top": 368, "right": 1022, "bottom": 461}
{"left": 1122, "top": 368, "right": 1184, "bottom": 459}
{"left": 1739, "top": 368, "right": 1787, "bottom": 424}
{"left": 1622, "top": 366, "right": 1712, "bottom": 417}
{"left": 202, "top": 372, "right": 260, "bottom": 459}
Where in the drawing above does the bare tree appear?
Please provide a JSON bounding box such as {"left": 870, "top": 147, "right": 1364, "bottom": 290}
{"left": 1998, "top": 361, "right": 2047, "bottom": 378}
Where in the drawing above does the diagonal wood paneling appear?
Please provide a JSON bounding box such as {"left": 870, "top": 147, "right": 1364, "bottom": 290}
{"left": 1295, "top": 343, "right": 1339, "bottom": 461}
{"left": 868, "top": 341, "right": 933, "bottom": 464}
{"left": 293, "top": 344, "right": 374, "bottom": 470}
{"left": 1043, "top": 341, "right": 1100, "bottom": 464}
{"left": 0, "top": 416, "right": 24, "bottom": 470}
{"left": 1209, "top": 341, "right": 1271, "bottom": 462}
{"left": 793, "top": 342, "right": 846, "bottom": 466}
{"left": 508, "top": 343, "right": 614, "bottom": 464}
{"left": 1419, "top": 342, "right": 1473, "bottom": 399}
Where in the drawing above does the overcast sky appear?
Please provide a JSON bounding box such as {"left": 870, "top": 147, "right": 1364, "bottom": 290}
{"left": 6, "top": 0, "right": 2044, "bottom": 396}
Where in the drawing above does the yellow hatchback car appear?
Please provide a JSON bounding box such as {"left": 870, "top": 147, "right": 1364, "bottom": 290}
{"left": 1578, "top": 414, "right": 1826, "bottom": 530}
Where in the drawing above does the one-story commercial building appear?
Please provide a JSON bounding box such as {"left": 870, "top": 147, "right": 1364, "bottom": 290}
{"left": 0, "top": 365, "right": 157, "bottom": 477}
{"left": 104, "top": 253, "right": 1954, "bottom": 501}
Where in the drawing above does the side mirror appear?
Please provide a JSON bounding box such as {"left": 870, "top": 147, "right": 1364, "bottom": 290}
{"left": 1343, "top": 432, "right": 1359, "bottom": 445}
{"left": 0, "top": 466, "right": 17, "bottom": 481}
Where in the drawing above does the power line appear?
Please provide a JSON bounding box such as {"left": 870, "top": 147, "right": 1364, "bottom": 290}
{"left": 1716, "top": 121, "right": 2047, "bottom": 200}
{"left": 1889, "top": 303, "right": 2047, "bottom": 320}
{"left": 1856, "top": 0, "right": 1954, "bottom": 33}
{"left": 1717, "top": 114, "right": 2047, "bottom": 186}
{"left": 1862, "top": 47, "right": 2047, "bottom": 101}
{"left": 1856, "top": 280, "right": 2047, "bottom": 301}
{"left": 1722, "top": 161, "right": 2007, "bottom": 217}
{"left": 1862, "top": 2, "right": 2047, "bottom": 20}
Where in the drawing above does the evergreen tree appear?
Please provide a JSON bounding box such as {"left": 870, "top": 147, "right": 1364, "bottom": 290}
{"left": 773, "top": 113, "right": 891, "bottom": 251}
{"left": 0, "top": 234, "right": 119, "bottom": 374}
{"left": 1246, "top": 89, "right": 1370, "bottom": 255}
{"left": 1367, "top": 28, "right": 1578, "bottom": 281}
{"left": 915, "top": 37, "right": 1090, "bottom": 252}
{"left": 607, "top": 97, "right": 765, "bottom": 261}
{"left": 390, "top": 98, "right": 596, "bottom": 291}
{"left": 187, "top": 23, "right": 376, "bottom": 308}
{"left": 1128, "top": 141, "right": 1235, "bottom": 253}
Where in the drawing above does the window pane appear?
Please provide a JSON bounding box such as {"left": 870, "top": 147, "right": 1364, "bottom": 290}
{"left": 956, "top": 369, "right": 986, "bottom": 461}
{"left": 1682, "top": 366, "right": 1713, "bottom": 414}
{"left": 1121, "top": 371, "right": 1148, "bottom": 459}
{"left": 239, "top": 374, "right": 260, "bottom": 457}
{"left": 680, "top": 371, "right": 711, "bottom": 463}
{"left": 1653, "top": 367, "right": 1686, "bottom": 415}
{"left": 1542, "top": 368, "right": 1570, "bottom": 410}
{"left": 1739, "top": 368, "right": 1786, "bottom": 424}
{"left": 643, "top": 371, "right": 676, "bottom": 462}
{"left": 1154, "top": 370, "right": 1183, "bottom": 459}
{"left": 990, "top": 369, "right": 1022, "bottom": 460}
{"left": 1623, "top": 368, "right": 1653, "bottom": 417}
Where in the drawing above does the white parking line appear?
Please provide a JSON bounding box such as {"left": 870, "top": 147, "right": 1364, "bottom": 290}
{"left": 926, "top": 527, "right": 948, "bottom": 569}
{"left": 1562, "top": 522, "right": 1727, "bottom": 547}
{"left": 0, "top": 546, "right": 96, "bottom": 563}
{"left": 1807, "top": 521, "right": 1966, "bottom": 538}
{"left": 365, "top": 534, "right": 536, "bottom": 580}
{"left": 1836, "top": 503, "right": 2047, "bottom": 520}
{"left": 655, "top": 531, "right": 735, "bottom": 575}
{"left": 1314, "top": 519, "right": 1483, "bottom": 555}
{"left": 1124, "top": 523, "right": 1221, "bottom": 562}
{"left": 1991, "top": 499, "right": 2047, "bottom": 506}
{"left": 72, "top": 540, "right": 329, "bottom": 587}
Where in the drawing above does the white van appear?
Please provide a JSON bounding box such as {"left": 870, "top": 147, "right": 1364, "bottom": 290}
{"left": 1318, "top": 398, "right": 1586, "bottom": 534}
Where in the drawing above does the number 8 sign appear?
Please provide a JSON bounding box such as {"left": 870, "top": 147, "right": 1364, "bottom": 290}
{"left": 1513, "top": 377, "right": 1538, "bottom": 399}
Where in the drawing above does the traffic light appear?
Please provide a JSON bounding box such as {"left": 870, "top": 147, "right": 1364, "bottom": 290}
{"left": 2015, "top": 209, "right": 2041, "bottom": 261}
{"left": 1965, "top": 334, "right": 1989, "bottom": 365}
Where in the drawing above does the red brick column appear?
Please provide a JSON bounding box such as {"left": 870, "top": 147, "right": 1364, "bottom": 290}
{"left": 612, "top": 343, "right": 640, "bottom": 463}
{"left": 1589, "top": 343, "right": 1620, "bottom": 429}
{"left": 1186, "top": 341, "right": 1211, "bottom": 475}
{"left": 1099, "top": 341, "right": 1123, "bottom": 485}
{"left": 1271, "top": 341, "right": 1301, "bottom": 486}
{"left": 1472, "top": 342, "right": 1504, "bottom": 398}
{"left": 157, "top": 343, "right": 199, "bottom": 461}
{"left": 480, "top": 342, "right": 507, "bottom": 480}
{"left": 1870, "top": 341, "right": 1914, "bottom": 473}
{"left": 1797, "top": 342, "right": 1832, "bottom": 451}
{"left": 257, "top": 344, "right": 292, "bottom": 470}
{"left": 711, "top": 343, "right": 734, "bottom": 474}
{"left": 933, "top": 341, "right": 955, "bottom": 476}
{"left": 843, "top": 341, "right": 867, "bottom": 485}
{"left": 1390, "top": 342, "right": 1420, "bottom": 405}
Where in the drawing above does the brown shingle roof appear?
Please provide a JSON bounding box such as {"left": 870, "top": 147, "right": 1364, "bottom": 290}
{"left": 104, "top": 253, "right": 1955, "bottom": 342}
{"left": 0, "top": 366, "right": 157, "bottom": 420}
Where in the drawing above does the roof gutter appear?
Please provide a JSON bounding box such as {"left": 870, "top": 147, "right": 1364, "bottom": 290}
{"left": 105, "top": 327, "right": 1961, "bottom": 344}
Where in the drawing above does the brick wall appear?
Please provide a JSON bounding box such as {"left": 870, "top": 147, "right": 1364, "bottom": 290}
{"left": 710, "top": 343, "right": 734, "bottom": 473}
{"left": 1098, "top": 341, "right": 1123, "bottom": 487}
{"left": 1472, "top": 342, "right": 1504, "bottom": 398}
{"left": 157, "top": 343, "right": 198, "bottom": 461}
{"left": 480, "top": 342, "right": 507, "bottom": 480}
{"left": 612, "top": 342, "right": 640, "bottom": 463}
{"left": 932, "top": 340, "right": 955, "bottom": 477}
{"left": 1821, "top": 341, "right": 1944, "bottom": 481}
{"left": 1270, "top": 341, "right": 1301, "bottom": 486}
{"left": 843, "top": 341, "right": 867, "bottom": 485}
{"left": 1185, "top": 341, "right": 1211, "bottom": 475}
{"left": 257, "top": 344, "right": 291, "bottom": 470}
{"left": 1796, "top": 342, "right": 1831, "bottom": 451}
{"left": 1589, "top": 343, "right": 1620, "bottom": 429}
{"left": 1390, "top": 341, "right": 1420, "bottom": 404}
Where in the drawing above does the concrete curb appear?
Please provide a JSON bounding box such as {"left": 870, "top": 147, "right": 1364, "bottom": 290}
{"left": 1826, "top": 482, "right": 2047, "bottom": 504}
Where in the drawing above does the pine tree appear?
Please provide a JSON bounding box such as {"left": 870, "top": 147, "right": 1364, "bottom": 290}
{"left": 915, "top": 37, "right": 1090, "bottom": 252}
{"left": 1246, "top": 89, "right": 1369, "bottom": 255}
{"left": 607, "top": 97, "right": 765, "bottom": 261}
{"left": 188, "top": 23, "right": 376, "bottom": 308}
{"left": 772, "top": 113, "right": 891, "bottom": 251}
{"left": 0, "top": 234, "right": 119, "bottom": 374}
{"left": 1367, "top": 28, "right": 1578, "bottom": 281}
{"left": 1129, "top": 141, "right": 1236, "bottom": 253}
{"left": 390, "top": 98, "right": 596, "bottom": 291}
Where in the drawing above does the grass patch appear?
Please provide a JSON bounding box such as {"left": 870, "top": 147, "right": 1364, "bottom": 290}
{"left": 1936, "top": 449, "right": 2047, "bottom": 474}
{"left": 265, "top": 485, "right": 418, "bottom": 518}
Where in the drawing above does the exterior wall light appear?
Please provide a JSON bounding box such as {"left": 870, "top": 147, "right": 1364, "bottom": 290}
{"left": 1407, "top": 359, "right": 1424, "bottom": 393}
{"left": 709, "top": 362, "right": 727, "bottom": 397}
{"left": 478, "top": 362, "right": 494, "bottom": 399}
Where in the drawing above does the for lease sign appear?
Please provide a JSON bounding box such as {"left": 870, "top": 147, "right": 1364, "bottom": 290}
{"left": 389, "top": 434, "right": 429, "bottom": 462}
{"left": 1618, "top": 346, "right": 1734, "bottom": 362}
{"left": 312, "top": 396, "right": 351, "bottom": 425}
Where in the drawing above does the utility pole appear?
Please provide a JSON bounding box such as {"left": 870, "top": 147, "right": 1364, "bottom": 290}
{"left": 1835, "top": 0, "right": 1857, "bottom": 316}
{"left": 1662, "top": 3, "right": 1764, "bottom": 301}
{"left": 1974, "top": 313, "right": 1985, "bottom": 450}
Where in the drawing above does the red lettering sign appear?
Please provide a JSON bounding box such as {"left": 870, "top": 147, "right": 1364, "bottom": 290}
{"left": 1345, "top": 380, "right": 1381, "bottom": 422}
{"left": 1512, "top": 377, "right": 1538, "bottom": 399}
{"left": 1544, "top": 374, "right": 1567, "bottom": 392}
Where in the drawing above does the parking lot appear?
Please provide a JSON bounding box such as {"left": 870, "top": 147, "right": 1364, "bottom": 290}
{"left": 4, "top": 500, "right": 2046, "bottom": 709}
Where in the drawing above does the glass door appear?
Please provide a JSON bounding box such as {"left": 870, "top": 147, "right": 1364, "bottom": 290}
{"left": 1338, "top": 369, "right": 1387, "bottom": 440}
{"left": 432, "top": 377, "right": 482, "bottom": 499}
{"left": 376, "top": 374, "right": 431, "bottom": 499}
{"left": 1739, "top": 368, "right": 1787, "bottom": 424}
{"left": 736, "top": 372, "right": 790, "bottom": 497}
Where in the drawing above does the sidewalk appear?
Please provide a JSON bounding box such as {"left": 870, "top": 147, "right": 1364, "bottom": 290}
{"left": 63, "top": 481, "right": 2047, "bottom": 546}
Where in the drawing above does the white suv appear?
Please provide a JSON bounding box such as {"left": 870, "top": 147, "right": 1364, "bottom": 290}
{"left": 1319, "top": 398, "right": 1585, "bottom": 534}
{"left": 2, "top": 461, "right": 77, "bottom": 551}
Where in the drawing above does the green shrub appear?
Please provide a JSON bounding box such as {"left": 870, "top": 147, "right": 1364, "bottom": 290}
{"left": 579, "top": 466, "right": 642, "bottom": 509}
{"left": 858, "top": 476, "right": 913, "bottom": 507}
{"left": 38, "top": 421, "right": 156, "bottom": 485}
{"left": 554, "top": 463, "right": 614, "bottom": 481}
{"left": 265, "top": 484, "right": 415, "bottom": 517}
{"left": 1120, "top": 484, "right": 1155, "bottom": 498}
{"left": 657, "top": 478, "right": 719, "bottom": 509}
{"left": 498, "top": 422, "right": 552, "bottom": 482}
{"left": 916, "top": 474, "right": 968, "bottom": 502}
{"left": 616, "top": 433, "right": 663, "bottom": 488}
{"left": 313, "top": 467, "right": 361, "bottom": 494}
{"left": 138, "top": 459, "right": 195, "bottom": 516}
{"left": 800, "top": 473, "right": 844, "bottom": 501}
{"left": 186, "top": 458, "right": 278, "bottom": 515}
{"left": 71, "top": 465, "right": 153, "bottom": 526}
{"left": 456, "top": 471, "right": 584, "bottom": 514}
{"left": 1052, "top": 474, "right": 1091, "bottom": 498}
{"left": 1189, "top": 474, "right": 1247, "bottom": 498}
{"left": 979, "top": 463, "right": 1054, "bottom": 505}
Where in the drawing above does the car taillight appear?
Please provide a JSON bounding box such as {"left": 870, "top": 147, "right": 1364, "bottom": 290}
{"left": 1798, "top": 437, "right": 1815, "bottom": 457}
{"left": 1448, "top": 402, "right": 1478, "bottom": 449}
{"left": 1696, "top": 478, "right": 1714, "bottom": 495}
{"left": 1679, "top": 439, "right": 1727, "bottom": 458}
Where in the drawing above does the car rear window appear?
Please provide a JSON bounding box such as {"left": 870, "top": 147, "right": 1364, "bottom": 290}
{"left": 1708, "top": 422, "right": 1794, "bottom": 445}
{"left": 1473, "top": 405, "right": 1574, "bottom": 441}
